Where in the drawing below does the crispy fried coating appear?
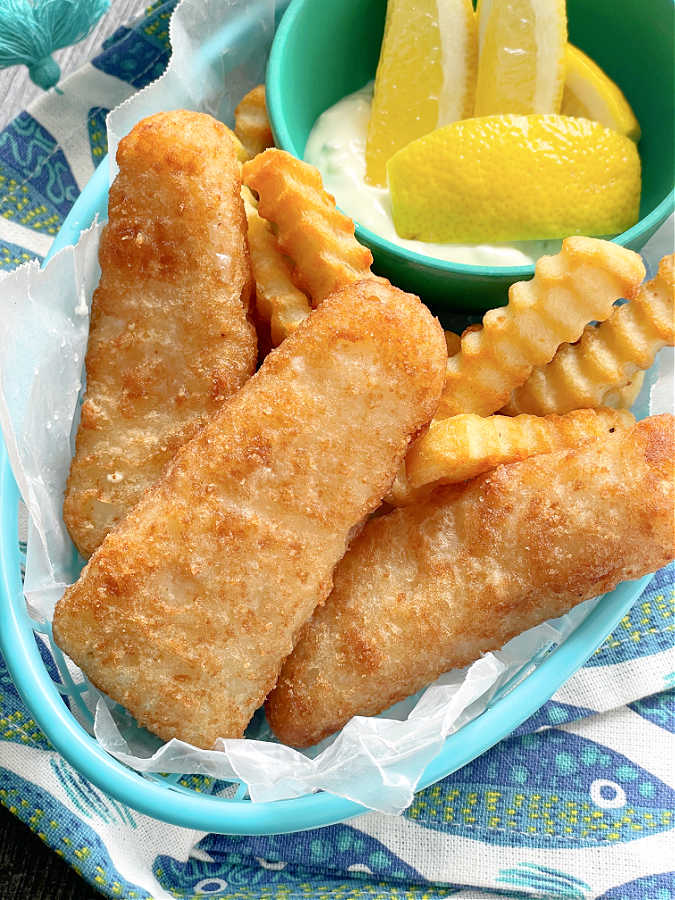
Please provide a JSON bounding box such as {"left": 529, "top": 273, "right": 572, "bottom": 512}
{"left": 502, "top": 255, "right": 674, "bottom": 415}
{"left": 267, "top": 415, "right": 675, "bottom": 747}
{"left": 234, "top": 85, "right": 274, "bottom": 158}
{"left": 438, "top": 238, "right": 645, "bottom": 418}
{"left": 388, "top": 407, "right": 634, "bottom": 505}
{"left": 242, "top": 149, "right": 377, "bottom": 305}
{"left": 53, "top": 280, "right": 447, "bottom": 749}
{"left": 63, "top": 111, "right": 256, "bottom": 558}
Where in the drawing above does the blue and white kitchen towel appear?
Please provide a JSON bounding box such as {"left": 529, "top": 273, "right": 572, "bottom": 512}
{"left": 0, "top": 2, "right": 673, "bottom": 897}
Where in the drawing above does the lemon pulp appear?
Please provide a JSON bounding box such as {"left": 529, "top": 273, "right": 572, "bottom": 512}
{"left": 474, "top": 0, "right": 567, "bottom": 115}
{"left": 365, "top": 0, "right": 477, "bottom": 186}
{"left": 562, "top": 44, "right": 641, "bottom": 141}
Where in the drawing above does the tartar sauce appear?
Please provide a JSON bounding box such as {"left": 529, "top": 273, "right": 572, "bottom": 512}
{"left": 304, "top": 84, "right": 563, "bottom": 268}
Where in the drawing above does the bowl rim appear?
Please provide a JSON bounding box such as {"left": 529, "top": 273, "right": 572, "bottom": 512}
{"left": 266, "top": 0, "right": 675, "bottom": 279}
{"left": 0, "top": 151, "right": 654, "bottom": 834}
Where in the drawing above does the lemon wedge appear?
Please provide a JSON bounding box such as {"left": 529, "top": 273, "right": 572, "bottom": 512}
{"left": 365, "top": 0, "right": 477, "bottom": 187}
{"left": 387, "top": 114, "right": 641, "bottom": 243}
{"left": 474, "top": 0, "right": 567, "bottom": 116}
{"left": 562, "top": 45, "right": 641, "bottom": 141}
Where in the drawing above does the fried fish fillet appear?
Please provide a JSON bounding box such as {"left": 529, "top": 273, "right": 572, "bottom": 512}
{"left": 53, "top": 280, "right": 447, "bottom": 749}
{"left": 266, "top": 415, "right": 675, "bottom": 747}
{"left": 63, "top": 110, "right": 257, "bottom": 558}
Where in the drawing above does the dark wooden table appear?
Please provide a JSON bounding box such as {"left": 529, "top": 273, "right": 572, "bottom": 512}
{"left": 0, "top": 803, "right": 99, "bottom": 899}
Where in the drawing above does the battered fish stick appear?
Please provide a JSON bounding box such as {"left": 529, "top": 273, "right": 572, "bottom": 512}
{"left": 267, "top": 415, "right": 675, "bottom": 747}
{"left": 63, "top": 111, "right": 257, "bottom": 558}
{"left": 54, "top": 281, "right": 446, "bottom": 749}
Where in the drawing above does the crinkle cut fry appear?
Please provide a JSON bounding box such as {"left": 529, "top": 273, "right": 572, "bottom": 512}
{"left": 234, "top": 84, "right": 275, "bottom": 158}
{"left": 242, "top": 187, "right": 311, "bottom": 346}
{"left": 266, "top": 415, "right": 675, "bottom": 748}
{"left": 242, "top": 149, "right": 377, "bottom": 305}
{"left": 603, "top": 370, "right": 645, "bottom": 410}
{"left": 388, "top": 407, "right": 634, "bottom": 505}
{"left": 502, "top": 254, "right": 675, "bottom": 416}
{"left": 445, "top": 330, "right": 462, "bottom": 356}
{"left": 437, "top": 237, "right": 646, "bottom": 418}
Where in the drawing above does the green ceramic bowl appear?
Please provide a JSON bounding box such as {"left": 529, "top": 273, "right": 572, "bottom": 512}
{"left": 267, "top": 0, "right": 674, "bottom": 313}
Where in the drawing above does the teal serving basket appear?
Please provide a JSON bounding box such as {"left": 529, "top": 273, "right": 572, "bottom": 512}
{"left": 0, "top": 1, "right": 659, "bottom": 835}
{"left": 0, "top": 155, "right": 655, "bottom": 833}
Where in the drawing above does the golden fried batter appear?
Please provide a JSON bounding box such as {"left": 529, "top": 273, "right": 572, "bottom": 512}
{"left": 63, "top": 111, "right": 257, "bottom": 558}
{"left": 267, "top": 415, "right": 675, "bottom": 747}
{"left": 54, "top": 280, "right": 446, "bottom": 749}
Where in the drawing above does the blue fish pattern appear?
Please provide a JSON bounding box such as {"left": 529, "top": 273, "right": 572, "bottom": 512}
{"left": 153, "top": 848, "right": 462, "bottom": 900}
{"left": 512, "top": 700, "right": 597, "bottom": 737}
{"left": 405, "top": 729, "right": 675, "bottom": 847}
{"left": 200, "top": 824, "right": 425, "bottom": 885}
{"left": 92, "top": 0, "right": 176, "bottom": 89}
{"left": 0, "top": 237, "right": 41, "bottom": 271}
{"left": 87, "top": 106, "right": 109, "bottom": 166}
{"left": 0, "top": 648, "right": 54, "bottom": 752}
{"left": 587, "top": 565, "right": 675, "bottom": 667}
{"left": 629, "top": 690, "right": 675, "bottom": 734}
{"left": 597, "top": 871, "right": 675, "bottom": 899}
{"left": 0, "top": 767, "right": 151, "bottom": 899}
{"left": 0, "top": 112, "right": 79, "bottom": 237}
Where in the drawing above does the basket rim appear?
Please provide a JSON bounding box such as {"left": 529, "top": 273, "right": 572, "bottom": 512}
{"left": 0, "top": 152, "right": 654, "bottom": 835}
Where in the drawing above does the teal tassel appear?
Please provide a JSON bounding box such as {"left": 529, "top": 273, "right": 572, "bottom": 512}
{"left": 0, "top": 0, "right": 110, "bottom": 90}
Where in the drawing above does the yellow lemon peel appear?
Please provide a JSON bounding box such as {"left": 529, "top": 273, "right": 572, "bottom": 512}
{"left": 388, "top": 114, "right": 641, "bottom": 243}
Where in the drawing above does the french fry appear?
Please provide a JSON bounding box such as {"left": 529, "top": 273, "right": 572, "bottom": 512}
{"left": 234, "top": 85, "right": 274, "bottom": 158}
{"left": 242, "top": 187, "right": 311, "bottom": 346}
{"left": 602, "top": 371, "right": 645, "bottom": 410}
{"left": 502, "top": 255, "right": 674, "bottom": 416}
{"left": 437, "top": 238, "right": 645, "bottom": 418}
{"left": 242, "top": 149, "right": 377, "bottom": 305}
{"left": 388, "top": 407, "right": 634, "bottom": 506}
{"left": 228, "top": 128, "right": 251, "bottom": 164}
{"left": 386, "top": 462, "right": 412, "bottom": 507}
{"left": 445, "top": 330, "right": 462, "bottom": 356}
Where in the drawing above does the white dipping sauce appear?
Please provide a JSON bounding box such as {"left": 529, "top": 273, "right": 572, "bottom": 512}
{"left": 304, "top": 84, "right": 563, "bottom": 268}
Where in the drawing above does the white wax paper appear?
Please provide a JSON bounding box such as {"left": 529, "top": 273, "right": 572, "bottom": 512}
{"left": 0, "top": 0, "right": 672, "bottom": 814}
